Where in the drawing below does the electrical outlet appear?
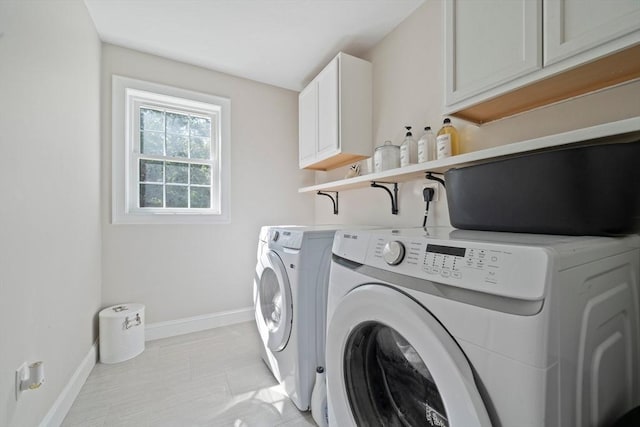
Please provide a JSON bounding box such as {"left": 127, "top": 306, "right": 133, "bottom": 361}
{"left": 423, "top": 183, "right": 439, "bottom": 202}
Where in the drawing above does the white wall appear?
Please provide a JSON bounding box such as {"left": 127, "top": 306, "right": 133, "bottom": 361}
{"left": 0, "top": 1, "right": 102, "bottom": 426}
{"left": 315, "top": 0, "right": 640, "bottom": 227}
{"left": 101, "top": 45, "right": 315, "bottom": 324}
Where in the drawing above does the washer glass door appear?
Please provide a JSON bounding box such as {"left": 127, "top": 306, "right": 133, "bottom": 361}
{"left": 345, "top": 322, "right": 448, "bottom": 426}
{"left": 327, "top": 284, "right": 491, "bottom": 427}
{"left": 256, "top": 250, "right": 293, "bottom": 352}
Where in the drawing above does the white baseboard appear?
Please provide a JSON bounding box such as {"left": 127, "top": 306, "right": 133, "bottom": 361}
{"left": 145, "top": 306, "right": 254, "bottom": 341}
{"left": 39, "top": 342, "right": 97, "bottom": 427}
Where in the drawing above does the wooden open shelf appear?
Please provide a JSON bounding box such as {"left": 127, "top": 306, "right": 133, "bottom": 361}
{"left": 299, "top": 117, "right": 640, "bottom": 194}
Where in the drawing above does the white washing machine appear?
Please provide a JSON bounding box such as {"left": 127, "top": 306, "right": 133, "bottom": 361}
{"left": 254, "top": 225, "right": 340, "bottom": 411}
{"left": 326, "top": 227, "right": 640, "bottom": 427}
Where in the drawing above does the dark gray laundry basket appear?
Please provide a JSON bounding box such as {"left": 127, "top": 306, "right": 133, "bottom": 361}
{"left": 444, "top": 140, "right": 640, "bottom": 236}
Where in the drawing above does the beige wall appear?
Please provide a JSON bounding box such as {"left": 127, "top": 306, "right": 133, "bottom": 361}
{"left": 0, "top": 1, "right": 102, "bottom": 425}
{"left": 314, "top": 0, "right": 640, "bottom": 227}
{"left": 101, "top": 45, "right": 315, "bottom": 324}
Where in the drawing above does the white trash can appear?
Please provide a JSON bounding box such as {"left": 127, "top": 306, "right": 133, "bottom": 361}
{"left": 99, "top": 303, "right": 145, "bottom": 364}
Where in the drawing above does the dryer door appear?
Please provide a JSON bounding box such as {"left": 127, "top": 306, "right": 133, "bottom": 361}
{"left": 255, "top": 250, "right": 293, "bottom": 352}
{"left": 327, "top": 284, "right": 491, "bottom": 427}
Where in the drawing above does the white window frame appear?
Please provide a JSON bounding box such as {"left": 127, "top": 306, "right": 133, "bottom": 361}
{"left": 112, "top": 75, "right": 231, "bottom": 224}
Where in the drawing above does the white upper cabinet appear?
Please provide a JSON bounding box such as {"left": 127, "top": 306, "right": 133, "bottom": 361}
{"left": 445, "top": 0, "right": 640, "bottom": 124}
{"left": 317, "top": 57, "right": 339, "bottom": 159}
{"left": 544, "top": 0, "right": 640, "bottom": 65}
{"left": 299, "top": 52, "right": 372, "bottom": 171}
{"left": 298, "top": 82, "right": 318, "bottom": 167}
{"left": 445, "top": 0, "right": 541, "bottom": 105}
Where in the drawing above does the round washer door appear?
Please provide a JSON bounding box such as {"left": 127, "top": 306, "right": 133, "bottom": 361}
{"left": 326, "top": 284, "right": 491, "bottom": 427}
{"left": 255, "top": 250, "right": 293, "bottom": 352}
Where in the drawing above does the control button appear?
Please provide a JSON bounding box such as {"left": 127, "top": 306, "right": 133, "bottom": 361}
{"left": 441, "top": 269, "right": 451, "bottom": 278}
{"left": 383, "top": 241, "right": 405, "bottom": 266}
{"left": 452, "top": 271, "right": 462, "bottom": 279}
{"left": 424, "top": 266, "right": 433, "bottom": 274}
{"left": 491, "top": 256, "right": 498, "bottom": 262}
{"left": 432, "top": 266, "right": 441, "bottom": 274}
{"left": 272, "top": 231, "right": 280, "bottom": 242}
{"left": 485, "top": 270, "right": 497, "bottom": 284}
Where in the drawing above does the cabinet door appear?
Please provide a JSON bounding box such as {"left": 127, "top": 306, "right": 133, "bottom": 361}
{"left": 298, "top": 81, "right": 317, "bottom": 167}
{"left": 317, "top": 57, "right": 339, "bottom": 158}
{"left": 445, "top": 0, "right": 541, "bottom": 105}
{"left": 544, "top": 0, "right": 640, "bottom": 66}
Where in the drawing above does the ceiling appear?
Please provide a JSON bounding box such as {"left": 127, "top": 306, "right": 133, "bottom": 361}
{"left": 84, "top": 0, "right": 425, "bottom": 91}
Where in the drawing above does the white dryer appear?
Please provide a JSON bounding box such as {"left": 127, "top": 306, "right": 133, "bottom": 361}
{"left": 326, "top": 227, "right": 640, "bottom": 427}
{"left": 254, "top": 225, "right": 339, "bottom": 411}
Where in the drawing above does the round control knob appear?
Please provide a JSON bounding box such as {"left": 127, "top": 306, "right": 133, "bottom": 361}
{"left": 383, "top": 241, "right": 405, "bottom": 265}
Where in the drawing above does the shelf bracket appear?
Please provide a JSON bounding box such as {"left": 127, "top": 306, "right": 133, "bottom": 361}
{"left": 317, "top": 191, "right": 339, "bottom": 215}
{"left": 425, "top": 172, "right": 446, "bottom": 188}
{"left": 371, "top": 181, "right": 398, "bottom": 215}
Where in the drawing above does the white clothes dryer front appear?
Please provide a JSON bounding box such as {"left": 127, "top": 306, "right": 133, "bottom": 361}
{"left": 254, "top": 225, "right": 341, "bottom": 411}
{"left": 326, "top": 227, "right": 640, "bottom": 427}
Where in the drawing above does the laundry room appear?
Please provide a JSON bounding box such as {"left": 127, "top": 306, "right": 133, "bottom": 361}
{"left": 1, "top": 0, "right": 639, "bottom": 426}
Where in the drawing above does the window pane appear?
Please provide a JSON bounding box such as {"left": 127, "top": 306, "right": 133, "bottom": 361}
{"left": 139, "top": 159, "right": 163, "bottom": 183}
{"left": 190, "top": 187, "right": 211, "bottom": 208}
{"left": 166, "top": 185, "right": 188, "bottom": 208}
{"left": 190, "top": 164, "right": 211, "bottom": 185}
{"left": 166, "top": 112, "right": 189, "bottom": 135}
{"left": 140, "top": 184, "right": 163, "bottom": 207}
{"left": 140, "top": 108, "right": 164, "bottom": 131}
{"left": 166, "top": 134, "right": 188, "bottom": 158}
{"left": 190, "top": 137, "right": 211, "bottom": 159}
{"left": 141, "top": 131, "right": 165, "bottom": 155}
{"left": 166, "top": 162, "right": 188, "bottom": 184}
{"left": 190, "top": 116, "right": 211, "bottom": 137}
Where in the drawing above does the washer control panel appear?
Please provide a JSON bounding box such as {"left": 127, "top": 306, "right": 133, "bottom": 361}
{"left": 361, "top": 233, "right": 549, "bottom": 301}
{"left": 269, "top": 229, "right": 303, "bottom": 250}
{"left": 422, "top": 243, "right": 502, "bottom": 284}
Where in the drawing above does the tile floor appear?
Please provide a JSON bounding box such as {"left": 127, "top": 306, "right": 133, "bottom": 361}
{"left": 62, "top": 321, "right": 316, "bottom": 427}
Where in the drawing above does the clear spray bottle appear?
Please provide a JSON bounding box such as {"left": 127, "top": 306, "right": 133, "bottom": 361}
{"left": 417, "top": 126, "right": 436, "bottom": 163}
{"left": 400, "top": 126, "right": 418, "bottom": 167}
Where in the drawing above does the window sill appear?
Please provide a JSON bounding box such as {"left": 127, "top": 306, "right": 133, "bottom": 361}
{"left": 112, "top": 212, "right": 230, "bottom": 225}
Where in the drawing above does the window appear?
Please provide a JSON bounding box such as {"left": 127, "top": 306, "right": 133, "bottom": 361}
{"left": 112, "top": 76, "right": 230, "bottom": 224}
{"left": 135, "top": 103, "right": 215, "bottom": 210}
